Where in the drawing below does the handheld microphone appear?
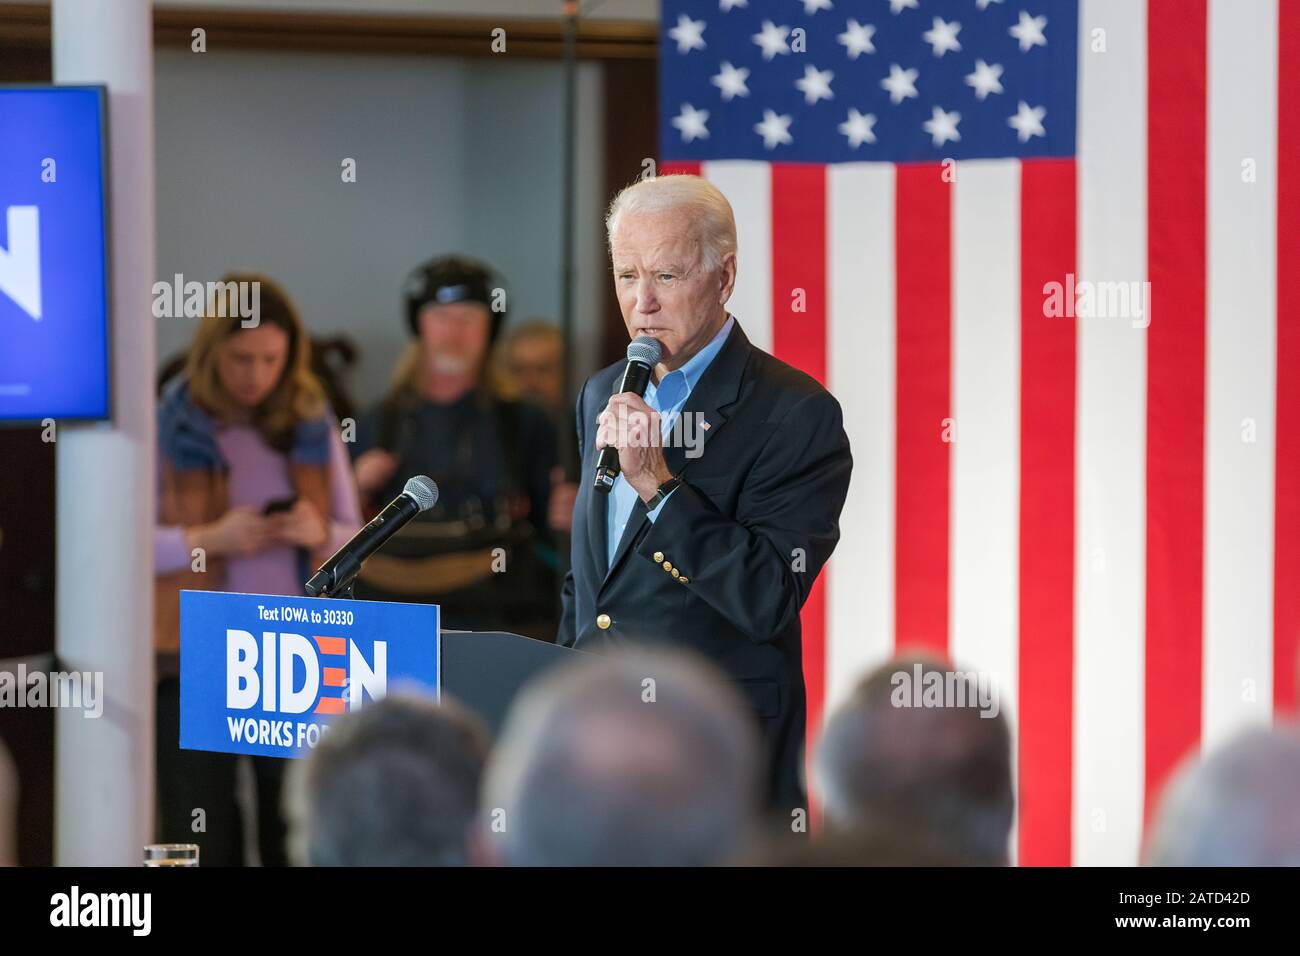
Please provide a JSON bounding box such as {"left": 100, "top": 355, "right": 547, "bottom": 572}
{"left": 304, "top": 475, "right": 439, "bottom": 597}
{"left": 593, "top": 335, "right": 662, "bottom": 495}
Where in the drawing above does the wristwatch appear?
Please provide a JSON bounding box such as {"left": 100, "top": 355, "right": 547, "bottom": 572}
{"left": 643, "top": 477, "right": 680, "bottom": 510}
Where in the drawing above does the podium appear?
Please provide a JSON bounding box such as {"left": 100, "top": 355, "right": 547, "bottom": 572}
{"left": 438, "top": 629, "right": 578, "bottom": 735}
{"left": 179, "top": 590, "right": 581, "bottom": 757}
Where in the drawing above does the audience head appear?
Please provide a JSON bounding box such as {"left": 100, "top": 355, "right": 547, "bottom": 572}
{"left": 1143, "top": 723, "right": 1300, "bottom": 866}
{"left": 479, "top": 648, "right": 761, "bottom": 866}
{"left": 285, "top": 692, "right": 490, "bottom": 866}
{"left": 184, "top": 272, "right": 325, "bottom": 432}
{"left": 496, "top": 319, "right": 565, "bottom": 412}
{"left": 400, "top": 254, "right": 504, "bottom": 401}
{"left": 814, "top": 653, "right": 1014, "bottom": 866}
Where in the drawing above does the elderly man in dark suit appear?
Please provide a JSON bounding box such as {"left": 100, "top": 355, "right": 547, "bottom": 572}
{"left": 558, "top": 174, "right": 853, "bottom": 817}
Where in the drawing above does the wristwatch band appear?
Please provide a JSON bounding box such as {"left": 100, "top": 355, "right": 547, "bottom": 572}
{"left": 644, "top": 477, "right": 680, "bottom": 510}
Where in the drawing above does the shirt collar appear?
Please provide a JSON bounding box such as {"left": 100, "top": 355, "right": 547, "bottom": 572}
{"left": 661, "top": 313, "right": 734, "bottom": 395}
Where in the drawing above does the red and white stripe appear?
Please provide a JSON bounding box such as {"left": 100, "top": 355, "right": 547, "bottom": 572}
{"left": 1074, "top": 0, "right": 1147, "bottom": 865}
{"left": 659, "top": 0, "right": 1296, "bottom": 864}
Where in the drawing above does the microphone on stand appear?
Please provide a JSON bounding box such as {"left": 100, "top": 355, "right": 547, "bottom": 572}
{"left": 304, "top": 475, "right": 439, "bottom": 597}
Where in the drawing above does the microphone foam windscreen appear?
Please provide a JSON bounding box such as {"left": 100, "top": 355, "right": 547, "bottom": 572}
{"left": 627, "top": 335, "right": 662, "bottom": 367}
{"left": 403, "top": 475, "right": 440, "bottom": 512}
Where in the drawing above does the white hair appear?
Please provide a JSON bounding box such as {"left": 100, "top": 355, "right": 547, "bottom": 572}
{"left": 605, "top": 174, "right": 738, "bottom": 272}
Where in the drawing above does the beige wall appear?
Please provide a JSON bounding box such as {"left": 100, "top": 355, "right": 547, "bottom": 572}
{"left": 153, "top": 45, "right": 608, "bottom": 408}
{"left": 0, "top": 0, "right": 659, "bottom": 21}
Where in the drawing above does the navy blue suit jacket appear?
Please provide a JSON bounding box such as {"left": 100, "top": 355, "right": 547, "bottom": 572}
{"left": 558, "top": 319, "right": 853, "bottom": 813}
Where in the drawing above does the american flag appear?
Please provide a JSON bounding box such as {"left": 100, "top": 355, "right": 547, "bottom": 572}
{"left": 659, "top": 0, "right": 1299, "bottom": 865}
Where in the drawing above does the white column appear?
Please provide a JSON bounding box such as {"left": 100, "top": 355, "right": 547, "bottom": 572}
{"left": 53, "top": 0, "right": 156, "bottom": 866}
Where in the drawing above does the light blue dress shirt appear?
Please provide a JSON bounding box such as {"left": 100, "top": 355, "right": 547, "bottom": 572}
{"left": 606, "top": 314, "right": 735, "bottom": 566}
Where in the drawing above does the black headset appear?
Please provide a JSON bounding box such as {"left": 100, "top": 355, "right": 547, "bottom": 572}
{"left": 402, "top": 254, "right": 510, "bottom": 342}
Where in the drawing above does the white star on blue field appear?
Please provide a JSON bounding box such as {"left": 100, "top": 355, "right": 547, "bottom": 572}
{"left": 660, "top": 0, "right": 1077, "bottom": 164}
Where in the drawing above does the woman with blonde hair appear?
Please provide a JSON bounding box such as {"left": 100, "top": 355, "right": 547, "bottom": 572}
{"left": 154, "top": 273, "right": 360, "bottom": 866}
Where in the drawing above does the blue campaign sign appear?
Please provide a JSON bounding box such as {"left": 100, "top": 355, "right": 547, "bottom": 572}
{"left": 180, "top": 591, "right": 440, "bottom": 758}
{"left": 0, "top": 86, "right": 111, "bottom": 421}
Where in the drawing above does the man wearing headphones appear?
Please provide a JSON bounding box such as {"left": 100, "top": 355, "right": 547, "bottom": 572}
{"left": 350, "top": 255, "right": 561, "bottom": 640}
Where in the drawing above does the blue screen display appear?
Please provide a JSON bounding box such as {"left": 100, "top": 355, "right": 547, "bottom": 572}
{"left": 0, "top": 87, "right": 110, "bottom": 421}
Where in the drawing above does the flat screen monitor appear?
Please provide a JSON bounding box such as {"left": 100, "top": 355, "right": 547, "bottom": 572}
{"left": 0, "top": 85, "right": 110, "bottom": 422}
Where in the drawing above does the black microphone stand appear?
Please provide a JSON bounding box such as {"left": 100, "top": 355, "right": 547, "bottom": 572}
{"left": 321, "top": 578, "right": 355, "bottom": 600}
{"left": 304, "top": 550, "right": 362, "bottom": 599}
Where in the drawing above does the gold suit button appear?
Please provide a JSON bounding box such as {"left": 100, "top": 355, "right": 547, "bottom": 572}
{"left": 679, "top": 576, "right": 689, "bottom": 584}
{"left": 662, "top": 560, "right": 673, "bottom": 571}
{"left": 653, "top": 551, "right": 665, "bottom": 563}
{"left": 671, "top": 568, "right": 680, "bottom": 578}
{"left": 596, "top": 613, "right": 612, "bottom": 630}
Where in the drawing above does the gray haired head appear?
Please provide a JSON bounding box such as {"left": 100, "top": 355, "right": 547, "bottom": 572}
{"left": 481, "top": 647, "right": 761, "bottom": 867}
{"left": 1144, "top": 724, "right": 1300, "bottom": 866}
{"left": 814, "top": 654, "right": 1014, "bottom": 866}
{"left": 285, "top": 692, "right": 489, "bottom": 867}
{"left": 605, "top": 174, "right": 738, "bottom": 274}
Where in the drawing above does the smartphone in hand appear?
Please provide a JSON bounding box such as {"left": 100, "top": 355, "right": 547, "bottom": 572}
{"left": 262, "top": 495, "right": 298, "bottom": 516}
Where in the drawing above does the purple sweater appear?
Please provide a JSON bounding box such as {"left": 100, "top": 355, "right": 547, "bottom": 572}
{"left": 155, "top": 422, "right": 362, "bottom": 597}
